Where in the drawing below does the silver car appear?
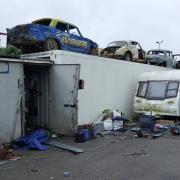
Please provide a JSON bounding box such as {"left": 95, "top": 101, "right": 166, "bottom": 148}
{"left": 146, "top": 49, "right": 176, "bottom": 68}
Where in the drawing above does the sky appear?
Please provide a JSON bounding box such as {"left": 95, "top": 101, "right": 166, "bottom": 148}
{"left": 0, "top": 0, "right": 180, "bottom": 53}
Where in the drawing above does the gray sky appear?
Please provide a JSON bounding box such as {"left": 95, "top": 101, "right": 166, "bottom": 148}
{"left": 0, "top": 0, "right": 180, "bottom": 53}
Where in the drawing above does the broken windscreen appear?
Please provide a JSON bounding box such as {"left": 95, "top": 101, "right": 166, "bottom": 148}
{"left": 137, "top": 81, "right": 179, "bottom": 99}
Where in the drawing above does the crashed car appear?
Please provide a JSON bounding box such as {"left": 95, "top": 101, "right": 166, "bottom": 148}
{"left": 99, "top": 40, "right": 145, "bottom": 61}
{"left": 146, "top": 49, "right": 176, "bottom": 68}
{"left": 7, "top": 18, "right": 98, "bottom": 54}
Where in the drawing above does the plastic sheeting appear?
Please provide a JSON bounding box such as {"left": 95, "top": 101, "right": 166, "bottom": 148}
{"left": 13, "top": 129, "right": 48, "bottom": 151}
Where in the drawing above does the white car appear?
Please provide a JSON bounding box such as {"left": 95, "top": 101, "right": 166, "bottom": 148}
{"left": 99, "top": 40, "right": 145, "bottom": 61}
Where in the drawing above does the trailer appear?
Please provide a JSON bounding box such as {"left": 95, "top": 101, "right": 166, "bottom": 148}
{"left": 0, "top": 50, "right": 167, "bottom": 142}
{"left": 134, "top": 70, "right": 180, "bottom": 117}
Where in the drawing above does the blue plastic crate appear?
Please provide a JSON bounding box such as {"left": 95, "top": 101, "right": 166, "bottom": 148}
{"left": 139, "top": 115, "right": 156, "bottom": 130}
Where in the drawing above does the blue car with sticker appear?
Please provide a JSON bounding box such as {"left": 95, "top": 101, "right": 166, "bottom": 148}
{"left": 7, "top": 18, "right": 98, "bottom": 54}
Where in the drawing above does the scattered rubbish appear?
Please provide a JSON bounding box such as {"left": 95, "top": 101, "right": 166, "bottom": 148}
{"left": 75, "top": 124, "right": 97, "bottom": 143}
{"left": 132, "top": 125, "right": 170, "bottom": 138}
{"left": 63, "top": 171, "right": 70, "bottom": 177}
{"left": 94, "top": 122, "right": 104, "bottom": 134}
{"left": 156, "top": 119, "right": 175, "bottom": 126}
{"left": 99, "top": 131, "right": 114, "bottom": 137}
{"left": 46, "top": 140, "right": 84, "bottom": 154}
{"left": 170, "top": 125, "right": 180, "bottom": 135}
{"left": 152, "top": 128, "right": 170, "bottom": 138}
{"left": 31, "top": 169, "right": 38, "bottom": 173}
{"left": 49, "top": 177, "right": 55, "bottom": 180}
{"left": 93, "top": 109, "right": 132, "bottom": 137}
{"left": 46, "top": 130, "right": 58, "bottom": 139}
{"left": 121, "top": 152, "right": 149, "bottom": 156}
{"left": 0, "top": 160, "right": 17, "bottom": 165}
{"left": 94, "top": 109, "right": 125, "bottom": 131}
{"left": 13, "top": 129, "right": 48, "bottom": 151}
{"left": 0, "top": 140, "right": 21, "bottom": 161}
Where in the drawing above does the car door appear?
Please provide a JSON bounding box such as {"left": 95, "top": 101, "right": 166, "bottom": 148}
{"left": 166, "top": 51, "right": 174, "bottom": 68}
{"left": 67, "top": 25, "right": 91, "bottom": 54}
{"left": 54, "top": 22, "right": 71, "bottom": 51}
{"left": 136, "top": 42, "right": 145, "bottom": 60}
{"left": 130, "top": 41, "right": 139, "bottom": 59}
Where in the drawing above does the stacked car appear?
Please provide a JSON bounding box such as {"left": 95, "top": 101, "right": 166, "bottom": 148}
{"left": 6, "top": 18, "right": 177, "bottom": 68}
{"left": 7, "top": 18, "right": 98, "bottom": 54}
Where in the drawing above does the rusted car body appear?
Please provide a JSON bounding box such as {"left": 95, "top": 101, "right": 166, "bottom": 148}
{"left": 99, "top": 40, "right": 145, "bottom": 61}
{"left": 146, "top": 49, "right": 176, "bottom": 68}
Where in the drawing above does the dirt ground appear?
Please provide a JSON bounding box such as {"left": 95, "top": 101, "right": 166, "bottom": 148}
{"left": 1, "top": 132, "right": 180, "bottom": 180}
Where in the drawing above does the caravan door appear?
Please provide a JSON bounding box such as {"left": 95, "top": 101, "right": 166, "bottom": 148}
{"left": 51, "top": 64, "right": 80, "bottom": 135}
{"left": 0, "top": 62, "right": 23, "bottom": 142}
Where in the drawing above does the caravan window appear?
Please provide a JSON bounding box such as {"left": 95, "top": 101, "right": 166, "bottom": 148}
{"left": 137, "top": 82, "right": 147, "bottom": 97}
{"left": 137, "top": 81, "right": 179, "bottom": 100}
{"left": 166, "top": 82, "right": 179, "bottom": 98}
{"left": 146, "top": 81, "right": 168, "bottom": 99}
{"left": 137, "top": 81, "right": 179, "bottom": 99}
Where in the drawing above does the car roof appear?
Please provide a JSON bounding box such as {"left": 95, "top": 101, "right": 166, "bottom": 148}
{"left": 148, "top": 49, "right": 172, "bottom": 53}
{"left": 32, "top": 18, "right": 77, "bottom": 28}
{"left": 110, "top": 40, "right": 137, "bottom": 43}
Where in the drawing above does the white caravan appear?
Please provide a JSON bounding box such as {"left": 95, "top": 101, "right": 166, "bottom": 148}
{"left": 134, "top": 70, "right": 180, "bottom": 117}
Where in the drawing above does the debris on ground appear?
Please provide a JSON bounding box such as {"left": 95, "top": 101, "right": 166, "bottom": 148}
{"left": 75, "top": 124, "right": 97, "bottom": 143}
{"left": 94, "top": 109, "right": 125, "bottom": 131}
{"left": 170, "top": 124, "right": 180, "bottom": 135}
{"left": 131, "top": 115, "right": 176, "bottom": 139}
{"left": 49, "top": 176, "right": 55, "bottom": 180}
{"left": 13, "top": 129, "right": 48, "bottom": 151}
{"left": 120, "top": 152, "right": 149, "bottom": 157}
{"left": 31, "top": 169, "right": 38, "bottom": 173}
{"left": 0, "top": 139, "right": 22, "bottom": 165}
{"left": 46, "top": 139, "right": 84, "bottom": 154}
{"left": 63, "top": 171, "right": 71, "bottom": 177}
{"left": 92, "top": 109, "right": 134, "bottom": 137}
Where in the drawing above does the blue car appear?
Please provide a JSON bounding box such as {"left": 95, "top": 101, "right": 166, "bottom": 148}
{"left": 7, "top": 18, "right": 98, "bottom": 54}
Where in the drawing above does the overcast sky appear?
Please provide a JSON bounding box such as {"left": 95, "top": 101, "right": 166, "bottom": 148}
{"left": 0, "top": 0, "right": 180, "bottom": 53}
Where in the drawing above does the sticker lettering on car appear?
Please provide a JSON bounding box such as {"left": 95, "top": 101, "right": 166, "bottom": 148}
{"left": 61, "top": 36, "right": 88, "bottom": 48}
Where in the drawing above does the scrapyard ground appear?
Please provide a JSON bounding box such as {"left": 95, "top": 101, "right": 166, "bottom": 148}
{"left": 1, "top": 133, "right": 180, "bottom": 180}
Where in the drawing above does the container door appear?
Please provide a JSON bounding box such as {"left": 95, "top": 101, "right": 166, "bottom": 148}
{"left": 0, "top": 62, "right": 24, "bottom": 142}
{"left": 51, "top": 64, "right": 80, "bottom": 135}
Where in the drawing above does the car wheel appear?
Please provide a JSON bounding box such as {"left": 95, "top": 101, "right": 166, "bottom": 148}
{"left": 162, "top": 62, "right": 167, "bottom": 67}
{"left": 90, "top": 48, "right": 98, "bottom": 56}
{"left": 124, "top": 52, "right": 132, "bottom": 61}
{"left": 44, "top": 39, "right": 59, "bottom": 51}
{"left": 100, "top": 49, "right": 108, "bottom": 57}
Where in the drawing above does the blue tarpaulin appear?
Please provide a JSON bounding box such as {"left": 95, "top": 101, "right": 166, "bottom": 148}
{"left": 13, "top": 129, "right": 48, "bottom": 151}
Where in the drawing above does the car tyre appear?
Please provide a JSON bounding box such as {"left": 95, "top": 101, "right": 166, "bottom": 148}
{"left": 44, "top": 39, "right": 59, "bottom": 51}
{"left": 124, "top": 52, "right": 132, "bottom": 61}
